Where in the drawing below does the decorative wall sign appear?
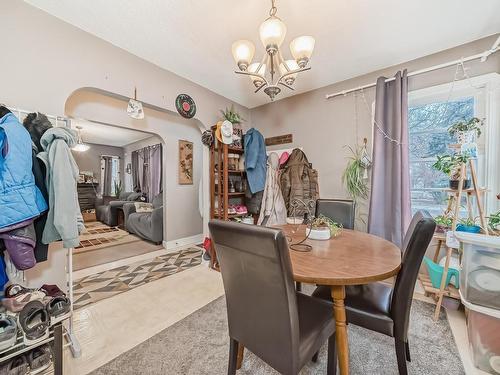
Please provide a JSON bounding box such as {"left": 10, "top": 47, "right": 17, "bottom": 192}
{"left": 175, "top": 94, "right": 196, "bottom": 118}
{"left": 179, "top": 140, "right": 194, "bottom": 185}
{"left": 265, "top": 134, "right": 293, "bottom": 146}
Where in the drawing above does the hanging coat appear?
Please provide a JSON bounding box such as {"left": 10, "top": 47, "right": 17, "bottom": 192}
{"left": 257, "top": 153, "right": 287, "bottom": 226}
{"left": 37, "top": 127, "right": 84, "bottom": 248}
{"left": 280, "top": 149, "right": 319, "bottom": 216}
{"left": 0, "top": 113, "right": 47, "bottom": 229}
{"left": 244, "top": 128, "right": 267, "bottom": 194}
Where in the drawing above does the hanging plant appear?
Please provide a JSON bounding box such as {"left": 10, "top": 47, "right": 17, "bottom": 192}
{"left": 342, "top": 146, "right": 369, "bottom": 201}
{"left": 448, "top": 117, "right": 484, "bottom": 143}
{"left": 220, "top": 104, "right": 245, "bottom": 124}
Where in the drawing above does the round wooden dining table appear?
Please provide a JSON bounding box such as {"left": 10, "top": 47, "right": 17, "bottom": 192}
{"left": 279, "top": 224, "right": 402, "bottom": 375}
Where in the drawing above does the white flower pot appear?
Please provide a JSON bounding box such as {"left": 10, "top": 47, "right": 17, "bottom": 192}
{"left": 456, "top": 130, "right": 475, "bottom": 144}
{"left": 306, "top": 227, "right": 331, "bottom": 241}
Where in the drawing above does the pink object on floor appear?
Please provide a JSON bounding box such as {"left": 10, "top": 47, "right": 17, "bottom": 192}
{"left": 235, "top": 205, "right": 248, "bottom": 214}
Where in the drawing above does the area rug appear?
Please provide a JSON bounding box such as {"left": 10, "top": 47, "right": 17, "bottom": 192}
{"left": 91, "top": 296, "right": 465, "bottom": 375}
{"left": 75, "top": 222, "right": 141, "bottom": 254}
{"left": 73, "top": 247, "right": 203, "bottom": 309}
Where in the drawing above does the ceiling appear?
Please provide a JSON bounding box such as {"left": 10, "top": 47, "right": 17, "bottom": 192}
{"left": 72, "top": 119, "right": 153, "bottom": 147}
{"left": 25, "top": 0, "right": 500, "bottom": 108}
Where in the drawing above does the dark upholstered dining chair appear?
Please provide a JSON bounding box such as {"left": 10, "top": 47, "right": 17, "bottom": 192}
{"left": 311, "top": 210, "right": 435, "bottom": 375}
{"left": 209, "top": 219, "right": 337, "bottom": 375}
{"left": 315, "top": 199, "right": 356, "bottom": 229}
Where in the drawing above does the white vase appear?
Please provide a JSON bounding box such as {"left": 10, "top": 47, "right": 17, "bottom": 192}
{"left": 456, "top": 130, "right": 475, "bottom": 144}
{"left": 306, "top": 227, "right": 331, "bottom": 240}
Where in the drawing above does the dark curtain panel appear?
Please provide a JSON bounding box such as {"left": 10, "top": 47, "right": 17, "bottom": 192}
{"left": 368, "top": 70, "right": 411, "bottom": 248}
{"left": 101, "top": 156, "right": 114, "bottom": 196}
{"left": 148, "top": 144, "right": 162, "bottom": 202}
{"left": 140, "top": 148, "right": 150, "bottom": 202}
{"left": 131, "top": 150, "right": 140, "bottom": 192}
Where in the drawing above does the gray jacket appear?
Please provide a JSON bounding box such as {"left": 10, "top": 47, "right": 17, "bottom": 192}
{"left": 38, "top": 127, "right": 84, "bottom": 248}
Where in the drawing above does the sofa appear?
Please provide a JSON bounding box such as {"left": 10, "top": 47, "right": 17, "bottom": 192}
{"left": 123, "top": 193, "right": 163, "bottom": 244}
{"left": 95, "top": 192, "right": 143, "bottom": 227}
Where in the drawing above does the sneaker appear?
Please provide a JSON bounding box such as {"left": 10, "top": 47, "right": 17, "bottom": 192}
{"left": 46, "top": 296, "right": 71, "bottom": 325}
{"left": 2, "top": 285, "right": 46, "bottom": 313}
{"left": 0, "top": 355, "right": 28, "bottom": 375}
{"left": 39, "top": 285, "right": 65, "bottom": 298}
{"left": 235, "top": 205, "right": 248, "bottom": 215}
{"left": 0, "top": 314, "right": 17, "bottom": 351}
{"left": 18, "top": 301, "right": 49, "bottom": 346}
{"left": 27, "top": 344, "right": 52, "bottom": 374}
{"left": 227, "top": 205, "right": 237, "bottom": 215}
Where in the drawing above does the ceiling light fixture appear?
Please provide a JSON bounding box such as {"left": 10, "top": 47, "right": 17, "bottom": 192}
{"left": 73, "top": 125, "right": 90, "bottom": 152}
{"left": 231, "top": 0, "right": 315, "bottom": 101}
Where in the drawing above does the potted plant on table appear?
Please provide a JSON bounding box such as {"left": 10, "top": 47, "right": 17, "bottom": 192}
{"left": 456, "top": 217, "right": 482, "bottom": 234}
{"left": 432, "top": 153, "right": 471, "bottom": 190}
{"left": 306, "top": 215, "right": 342, "bottom": 241}
{"left": 448, "top": 117, "right": 484, "bottom": 144}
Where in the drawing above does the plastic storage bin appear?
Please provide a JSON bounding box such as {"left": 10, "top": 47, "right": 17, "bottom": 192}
{"left": 461, "top": 294, "right": 500, "bottom": 374}
{"left": 456, "top": 232, "right": 500, "bottom": 310}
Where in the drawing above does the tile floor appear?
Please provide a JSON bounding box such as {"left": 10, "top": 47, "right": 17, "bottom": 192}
{"left": 65, "top": 255, "right": 488, "bottom": 375}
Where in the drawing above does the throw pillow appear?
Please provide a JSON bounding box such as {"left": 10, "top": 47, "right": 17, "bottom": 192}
{"left": 134, "top": 202, "right": 153, "bottom": 213}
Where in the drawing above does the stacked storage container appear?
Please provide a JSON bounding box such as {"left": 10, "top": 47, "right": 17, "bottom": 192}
{"left": 456, "top": 232, "right": 500, "bottom": 374}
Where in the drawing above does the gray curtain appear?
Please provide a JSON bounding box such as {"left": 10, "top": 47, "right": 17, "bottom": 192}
{"left": 368, "top": 70, "right": 411, "bottom": 248}
{"left": 101, "top": 156, "right": 114, "bottom": 196}
{"left": 131, "top": 150, "right": 140, "bottom": 192}
{"left": 148, "top": 144, "right": 162, "bottom": 202}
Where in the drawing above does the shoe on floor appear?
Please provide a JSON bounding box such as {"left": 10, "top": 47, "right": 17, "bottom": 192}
{"left": 40, "top": 284, "right": 65, "bottom": 298}
{"left": 27, "top": 344, "right": 52, "bottom": 373}
{"left": 2, "top": 285, "right": 46, "bottom": 313}
{"left": 46, "top": 296, "right": 71, "bottom": 324}
{"left": 18, "top": 301, "right": 50, "bottom": 346}
{"left": 0, "top": 314, "right": 17, "bottom": 351}
{"left": 0, "top": 354, "right": 28, "bottom": 375}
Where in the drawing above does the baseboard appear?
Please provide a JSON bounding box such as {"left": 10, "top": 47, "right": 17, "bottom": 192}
{"left": 163, "top": 233, "right": 204, "bottom": 252}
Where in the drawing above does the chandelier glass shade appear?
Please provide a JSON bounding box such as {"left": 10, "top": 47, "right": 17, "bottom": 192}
{"left": 72, "top": 126, "right": 90, "bottom": 152}
{"left": 231, "top": 0, "right": 315, "bottom": 101}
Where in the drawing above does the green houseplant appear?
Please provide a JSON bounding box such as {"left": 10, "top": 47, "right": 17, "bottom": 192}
{"left": 448, "top": 117, "right": 484, "bottom": 144}
{"left": 432, "top": 153, "right": 471, "bottom": 190}
{"left": 434, "top": 214, "right": 453, "bottom": 233}
{"left": 220, "top": 105, "right": 245, "bottom": 124}
{"left": 488, "top": 210, "right": 500, "bottom": 231}
{"left": 306, "top": 215, "right": 343, "bottom": 240}
{"left": 342, "top": 146, "right": 369, "bottom": 201}
{"left": 113, "top": 180, "right": 123, "bottom": 198}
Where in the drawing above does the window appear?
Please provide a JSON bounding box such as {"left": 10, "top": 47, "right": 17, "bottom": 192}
{"left": 408, "top": 97, "right": 474, "bottom": 216}
{"left": 408, "top": 72, "right": 500, "bottom": 217}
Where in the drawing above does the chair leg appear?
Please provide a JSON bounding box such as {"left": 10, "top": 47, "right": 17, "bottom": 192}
{"left": 228, "top": 338, "right": 238, "bottom": 375}
{"left": 327, "top": 334, "right": 337, "bottom": 375}
{"left": 296, "top": 282, "right": 302, "bottom": 292}
{"left": 405, "top": 341, "right": 411, "bottom": 362}
{"left": 312, "top": 351, "right": 319, "bottom": 363}
{"left": 395, "top": 339, "right": 408, "bottom": 375}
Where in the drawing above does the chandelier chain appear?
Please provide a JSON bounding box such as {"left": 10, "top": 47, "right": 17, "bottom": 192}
{"left": 269, "top": 0, "right": 277, "bottom": 17}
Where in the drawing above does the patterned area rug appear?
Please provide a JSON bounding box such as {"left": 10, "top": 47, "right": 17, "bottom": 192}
{"left": 73, "top": 247, "right": 203, "bottom": 309}
{"left": 75, "top": 222, "right": 142, "bottom": 254}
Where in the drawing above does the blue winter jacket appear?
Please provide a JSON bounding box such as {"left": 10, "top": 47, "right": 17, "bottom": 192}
{"left": 0, "top": 113, "right": 47, "bottom": 228}
{"left": 244, "top": 128, "right": 267, "bottom": 194}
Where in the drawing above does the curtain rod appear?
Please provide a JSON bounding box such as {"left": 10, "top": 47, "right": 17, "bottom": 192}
{"left": 325, "top": 36, "right": 500, "bottom": 100}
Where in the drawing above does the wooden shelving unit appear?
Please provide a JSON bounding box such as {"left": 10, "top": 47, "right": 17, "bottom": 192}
{"left": 209, "top": 125, "right": 247, "bottom": 269}
{"left": 419, "top": 144, "right": 491, "bottom": 320}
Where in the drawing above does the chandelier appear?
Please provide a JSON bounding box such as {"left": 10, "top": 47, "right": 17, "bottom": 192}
{"left": 231, "top": 0, "right": 315, "bottom": 101}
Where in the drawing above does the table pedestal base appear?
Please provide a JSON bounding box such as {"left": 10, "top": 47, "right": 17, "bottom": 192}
{"left": 331, "top": 285, "right": 349, "bottom": 375}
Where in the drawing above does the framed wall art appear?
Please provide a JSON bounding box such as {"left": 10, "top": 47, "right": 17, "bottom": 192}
{"left": 179, "top": 140, "right": 194, "bottom": 185}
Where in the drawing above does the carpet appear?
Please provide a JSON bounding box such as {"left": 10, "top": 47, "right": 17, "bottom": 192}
{"left": 73, "top": 247, "right": 202, "bottom": 309}
{"left": 91, "top": 296, "right": 464, "bottom": 375}
{"left": 75, "top": 222, "right": 141, "bottom": 254}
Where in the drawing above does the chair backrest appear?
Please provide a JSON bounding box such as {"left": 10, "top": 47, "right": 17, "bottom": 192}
{"left": 315, "top": 198, "right": 356, "bottom": 229}
{"left": 209, "top": 220, "right": 300, "bottom": 374}
{"left": 391, "top": 210, "right": 436, "bottom": 339}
